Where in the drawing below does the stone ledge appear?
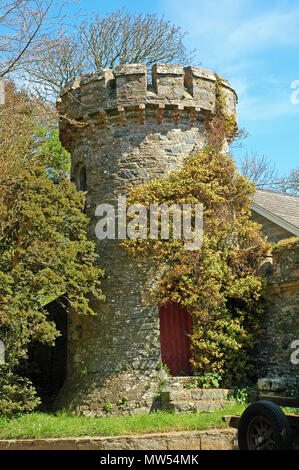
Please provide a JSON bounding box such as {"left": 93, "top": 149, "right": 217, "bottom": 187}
{"left": 0, "top": 428, "right": 238, "bottom": 451}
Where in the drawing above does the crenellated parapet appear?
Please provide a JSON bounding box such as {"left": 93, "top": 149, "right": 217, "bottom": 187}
{"left": 58, "top": 63, "right": 237, "bottom": 151}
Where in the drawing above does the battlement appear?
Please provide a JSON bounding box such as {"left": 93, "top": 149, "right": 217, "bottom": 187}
{"left": 58, "top": 63, "right": 238, "bottom": 122}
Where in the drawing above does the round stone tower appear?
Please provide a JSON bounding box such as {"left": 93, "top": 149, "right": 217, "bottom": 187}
{"left": 56, "top": 63, "right": 237, "bottom": 415}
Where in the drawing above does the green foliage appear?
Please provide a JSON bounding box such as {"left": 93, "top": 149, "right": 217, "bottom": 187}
{"left": 156, "top": 362, "right": 171, "bottom": 376}
{"left": 80, "top": 366, "right": 89, "bottom": 377}
{"left": 183, "top": 373, "right": 222, "bottom": 389}
{"left": 0, "top": 82, "right": 104, "bottom": 415}
{"left": 197, "top": 372, "right": 222, "bottom": 389}
{"left": 158, "top": 380, "right": 167, "bottom": 393}
{"left": 0, "top": 370, "right": 41, "bottom": 415}
{"left": 232, "top": 385, "right": 258, "bottom": 404}
{"left": 116, "top": 396, "right": 128, "bottom": 406}
{"left": 103, "top": 401, "right": 113, "bottom": 413}
{"left": 122, "top": 80, "right": 268, "bottom": 387}
{"left": 183, "top": 379, "right": 198, "bottom": 389}
{"left": 273, "top": 236, "right": 299, "bottom": 251}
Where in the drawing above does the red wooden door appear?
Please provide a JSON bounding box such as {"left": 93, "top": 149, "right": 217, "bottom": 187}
{"left": 159, "top": 302, "right": 193, "bottom": 376}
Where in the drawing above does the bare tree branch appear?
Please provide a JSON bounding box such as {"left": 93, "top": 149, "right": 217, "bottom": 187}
{"left": 21, "top": 33, "right": 87, "bottom": 99}
{"left": 79, "top": 9, "right": 195, "bottom": 70}
{"left": 238, "top": 152, "right": 279, "bottom": 187}
{"left": 238, "top": 152, "right": 299, "bottom": 195}
{"left": 0, "top": 0, "right": 53, "bottom": 77}
{"left": 276, "top": 166, "right": 299, "bottom": 194}
{"left": 0, "top": 0, "right": 79, "bottom": 78}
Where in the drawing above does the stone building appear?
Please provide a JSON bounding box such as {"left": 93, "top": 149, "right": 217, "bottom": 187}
{"left": 256, "top": 238, "right": 299, "bottom": 390}
{"left": 252, "top": 189, "right": 299, "bottom": 242}
{"left": 48, "top": 63, "right": 298, "bottom": 414}
{"left": 250, "top": 190, "right": 299, "bottom": 390}
{"left": 53, "top": 63, "right": 238, "bottom": 414}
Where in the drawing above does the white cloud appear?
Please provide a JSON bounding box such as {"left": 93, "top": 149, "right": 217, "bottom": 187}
{"left": 229, "top": 8, "right": 299, "bottom": 55}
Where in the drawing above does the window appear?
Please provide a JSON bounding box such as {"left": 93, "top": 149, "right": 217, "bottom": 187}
{"left": 77, "top": 165, "right": 87, "bottom": 191}
{"left": 75, "top": 164, "right": 87, "bottom": 213}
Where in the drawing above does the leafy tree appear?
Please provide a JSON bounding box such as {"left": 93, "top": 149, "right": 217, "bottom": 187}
{"left": 122, "top": 79, "right": 268, "bottom": 386}
{"left": 0, "top": 82, "right": 104, "bottom": 414}
{"left": 0, "top": 80, "right": 71, "bottom": 181}
{"left": 34, "top": 125, "right": 71, "bottom": 182}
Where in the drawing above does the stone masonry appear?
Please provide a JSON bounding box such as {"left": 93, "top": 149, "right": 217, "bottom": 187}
{"left": 55, "top": 63, "right": 237, "bottom": 415}
{"left": 255, "top": 240, "right": 299, "bottom": 390}
{"left": 251, "top": 212, "right": 295, "bottom": 243}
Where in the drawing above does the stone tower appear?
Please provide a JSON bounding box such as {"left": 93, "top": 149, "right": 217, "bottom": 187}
{"left": 56, "top": 63, "right": 237, "bottom": 415}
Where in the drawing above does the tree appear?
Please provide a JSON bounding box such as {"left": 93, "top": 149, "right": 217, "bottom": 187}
{"left": 121, "top": 80, "right": 268, "bottom": 385}
{"left": 238, "top": 152, "right": 299, "bottom": 195}
{"left": 278, "top": 166, "right": 299, "bottom": 195}
{"left": 22, "top": 8, "right": 196, "bottom": 99}
{"left": 34, "top": 125, "right": 71, "bottom": 181}
{"left": 238, "top": 151, "right": 279, "bottom": 188}
{"left": 22, "top": 33, "right": 87, "bottom": 101}
{"left": 0, "top": 79, "right": 71, "bottom": 179}
{"left": 79, "top": 9, "right": 195, "bottom": 70}
{"left": 0, "top": 0, "right": 72, "bottom": 78}
{"left": 0, "top": 82, "right": 104, "bottom": 414}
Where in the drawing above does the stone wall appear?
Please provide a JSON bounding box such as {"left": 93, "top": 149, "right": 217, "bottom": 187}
{"left": 0, "top": 429, "right": 238, "bottom": 450}
{"left": 255, "top": 239, "right": 299, "bottom": 390}
{"left": 251, "top": 212, "right": 294, "bottom": 243}
{"left": 55, "top": 63, "right": 237, "bottom": 415}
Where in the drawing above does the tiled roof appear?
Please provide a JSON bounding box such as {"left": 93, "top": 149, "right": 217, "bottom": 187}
{"left": 253, "top": 189, "right": 299, "bottom": 229}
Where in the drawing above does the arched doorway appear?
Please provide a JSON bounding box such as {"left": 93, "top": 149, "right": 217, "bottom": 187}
{"left": 159, "top": 302, "right": 193, "bottom": 376}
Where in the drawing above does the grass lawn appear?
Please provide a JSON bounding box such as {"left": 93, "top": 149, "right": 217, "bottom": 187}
{"left": 0, "top": 403, "right": 247, "bottom": 440}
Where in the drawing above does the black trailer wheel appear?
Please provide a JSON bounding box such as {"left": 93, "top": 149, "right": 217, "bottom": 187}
{"left": 238, "top": 400, "right": 293, "bottom": 450}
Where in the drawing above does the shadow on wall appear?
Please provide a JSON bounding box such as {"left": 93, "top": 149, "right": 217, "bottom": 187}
{"left": 26, "top": 298, "right": 68, "bottom": 410}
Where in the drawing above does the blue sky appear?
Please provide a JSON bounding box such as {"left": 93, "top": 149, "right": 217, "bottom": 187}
{"left": 65, "top": 0, "right": 299, "bottom": 175}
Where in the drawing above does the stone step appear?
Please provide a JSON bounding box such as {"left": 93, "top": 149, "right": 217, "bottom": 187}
{"left": 166, "top": 400, "right": 230, "bottom": 413}
{"left": 164, "top": 377, "right": 198, "bottom": 389}
{"left": 160, "top": 381, "right": 235, "bottom": 414}
{"left": 161, "top": 388, "right": 234, "bottom": 402}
